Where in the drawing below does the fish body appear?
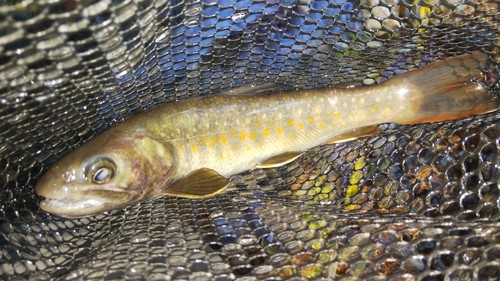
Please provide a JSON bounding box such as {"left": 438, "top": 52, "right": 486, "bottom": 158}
{"left": 137, "top": 88, "right": 401, "bottom": 178}
{"left": 35, "top": 53, "right": 498, "bottom": 217}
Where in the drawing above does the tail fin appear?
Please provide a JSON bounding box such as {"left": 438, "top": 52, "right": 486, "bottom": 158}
{"left": 392, "top": 52, "right": 498, "bottom": 124}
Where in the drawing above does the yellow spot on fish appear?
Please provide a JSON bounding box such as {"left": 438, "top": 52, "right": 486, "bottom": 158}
{"left": 201, "top": 137, "right": 208, "bottom": 146}
{"left": 239, "top": 132, "right": 246, "bottom": 141}
{"left": 263, "top": 128, "right": 270, "bottom": 137}
{"left": 334, "top": 112, "right": 341, "bottom": 118}
{"left": 191, "top": 144, "right": 198, "bottom": 153}
{"left": 307, "top": 116, "right": 314, "bottom": 123}
{"left": 255, "top": 122, "right": 261, "bottom": 128}
{"left": 370, "top": 105, "right": 377, "bottom": 112}
{"left": 249, "top": 131, "right": 256, "bottom": 140}
{"left": 276, "top": 127, "right": 283, "bottom": 135}
{"left": 246, "top": 145, "right": 251, "bottom": 151}
{"left": 299, "top": 123, "right": 305, "bottom": 130}
{"left": 209, "top": 136, "right": 217, "bottom": 147}
{"left": 229, "top": 130, "right": 236, "bottom": 137}
{"left": 319, "top": 121, "right": 324, "bottom": 128}
{"left": 232, "top": 144, "right": 238, "bottom": 151}
{"left": 268, "top": 120, "right": 274, "bottom": 125}
{"left": 219, "top": 153, "right": 224, "bottom": 160}
{"left": 178, "top": 145, "right": 185, "bottom": 153}
{"left": 288, "top": 119, "right": 295, "bottom": 127}
{"left": 220, "top": 135, "right": 228, "bottom": 144}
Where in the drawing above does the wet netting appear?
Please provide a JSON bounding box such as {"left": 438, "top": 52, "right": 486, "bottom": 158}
{"left": 0, "top": 0, "right": 499, "bottom": 280}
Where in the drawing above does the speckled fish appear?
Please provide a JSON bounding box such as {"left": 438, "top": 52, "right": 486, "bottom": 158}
{"left": 35, "top": 53, "right": 498, "bottom": 217}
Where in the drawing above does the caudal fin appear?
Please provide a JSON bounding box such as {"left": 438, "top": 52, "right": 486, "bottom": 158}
{"left": 392, "top": 52, "right": 498, "bottom": 124}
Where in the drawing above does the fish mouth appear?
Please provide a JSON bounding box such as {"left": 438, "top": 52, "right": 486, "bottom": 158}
{"left": 38, "top": 190, "right": 135, "bottom": 218}
{"left": 40, "top": 198, "right": 110, "bottom": 217}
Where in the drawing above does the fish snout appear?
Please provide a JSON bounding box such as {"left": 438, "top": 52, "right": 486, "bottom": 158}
{"left": 35, "top": 168, "right": 69, "bottom": 199}
{"left": 35, "top": 171, "right": 53, "bottom": 198}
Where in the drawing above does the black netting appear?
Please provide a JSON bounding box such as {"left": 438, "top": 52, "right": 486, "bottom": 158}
{"left": 0, "top": 0, "right": 498, "bottom": 280}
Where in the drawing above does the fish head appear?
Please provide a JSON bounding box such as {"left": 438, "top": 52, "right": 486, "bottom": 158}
{"left": 35, "top": 129, "right": 176, "bottom": 218}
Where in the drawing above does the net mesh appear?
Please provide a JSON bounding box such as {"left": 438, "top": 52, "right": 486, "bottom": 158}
{"left": 0, "top": 0, "right": 498, "bottom": 280}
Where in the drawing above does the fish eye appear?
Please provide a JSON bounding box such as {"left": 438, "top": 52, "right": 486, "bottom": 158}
{"left": 85, "top": 157, "right": 116, "bottom": 184}
{"left": 93, "top": 167, "right": 113, "bottom": 184}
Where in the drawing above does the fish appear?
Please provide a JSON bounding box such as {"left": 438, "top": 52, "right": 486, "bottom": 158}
{"left": 35, "top": 53, "right": 498, "bottom": 217}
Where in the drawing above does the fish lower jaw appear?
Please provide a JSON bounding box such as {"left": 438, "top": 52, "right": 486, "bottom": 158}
{"left": 39, "top": 198, "right": 111, "bottom": 218}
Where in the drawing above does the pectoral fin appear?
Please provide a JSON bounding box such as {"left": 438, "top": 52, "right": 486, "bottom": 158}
{"left": 163, "top": 168, "right": 229, "bottom": 198}
{"left": 324, "top": 125, "right": 381, "bottom": 144}
{"left": 257, "top": 152, "right": 304, "bottom": 168}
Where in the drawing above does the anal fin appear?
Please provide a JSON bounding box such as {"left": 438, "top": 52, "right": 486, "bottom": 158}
{"left": 257, "top": 152, "right": 304, "bottom": 168}
{"left": 324, "top": 125, "right": 381, "bottom": 144}
{"left": 163, "top": 168, "right": 229, "bottom": 199}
